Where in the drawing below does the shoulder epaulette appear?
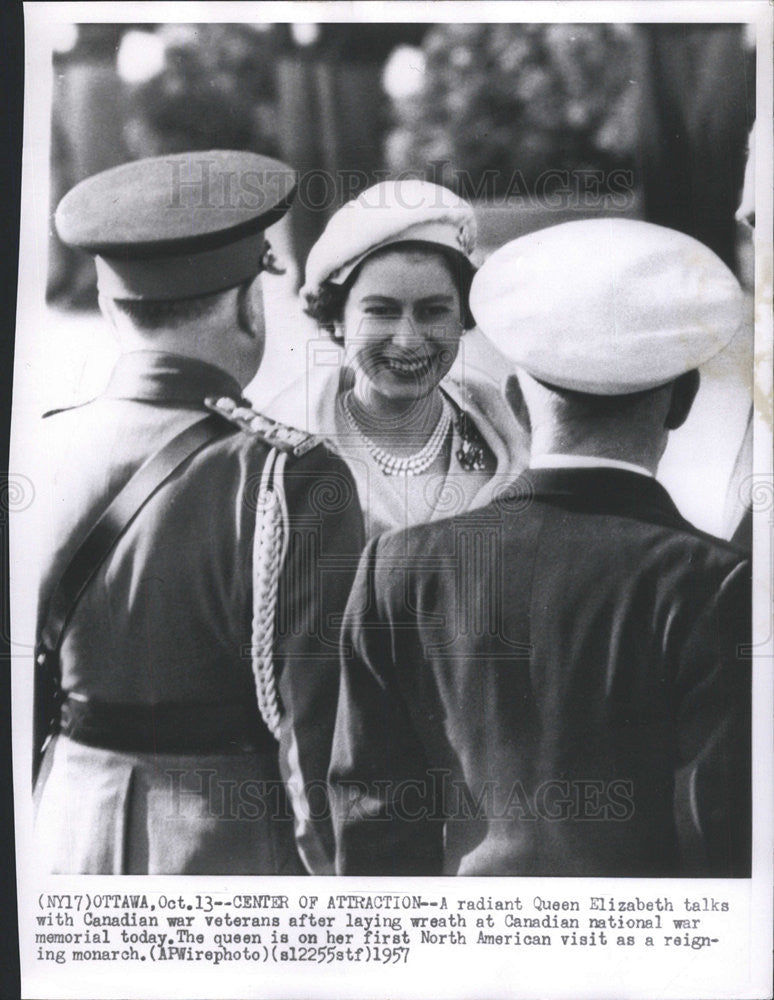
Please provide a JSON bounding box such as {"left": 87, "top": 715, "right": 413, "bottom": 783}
{"left": 204, "top": 396, "right": 319, "bottom": 458}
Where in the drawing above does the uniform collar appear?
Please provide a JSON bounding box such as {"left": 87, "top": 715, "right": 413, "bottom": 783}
{"left": 102, "top": 351, "right": 244, "bottom": 406}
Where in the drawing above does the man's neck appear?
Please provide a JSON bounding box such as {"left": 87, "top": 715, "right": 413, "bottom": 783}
{"left": 528, "top": 431, "right": 662, "bottom": 476}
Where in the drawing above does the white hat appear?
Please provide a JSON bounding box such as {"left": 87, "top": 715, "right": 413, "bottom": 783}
{"left": 302, "top": 179, "right": 477, "bottom": 299}
{"left": 470, "top": 218, "right": 745, "bottom": 395}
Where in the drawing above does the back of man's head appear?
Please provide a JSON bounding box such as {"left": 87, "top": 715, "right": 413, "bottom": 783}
{"left": 107, "top": 289, "right": 227, "bottom": 334}
{"left": 99, "top": 276, "right": 266, "bottom": 387}
{"left": 510, "top": 370, "right": 700, "bottom": 471}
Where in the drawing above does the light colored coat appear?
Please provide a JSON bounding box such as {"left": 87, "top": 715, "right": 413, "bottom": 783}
{"left": 267, "top": 360, "right": 529, "bottom": 540}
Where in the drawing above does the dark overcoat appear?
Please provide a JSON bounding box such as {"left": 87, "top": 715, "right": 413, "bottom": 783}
{"left": 330, "top": 466, "right": 751, "bottom": 877}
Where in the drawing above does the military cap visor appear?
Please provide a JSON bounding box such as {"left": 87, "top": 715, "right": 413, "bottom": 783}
{"left": 55, "top": 150, "right": 297, "bottom": 300}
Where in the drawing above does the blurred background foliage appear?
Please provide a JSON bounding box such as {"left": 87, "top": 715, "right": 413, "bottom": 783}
{"left": 124, "top": 25, "right": 281, "bottom": 157}
{"left": 385, "top": 23, "right": 638, "bottom": 198}
{"left": 49, "top": 21, "right": 753, "bottom": 307}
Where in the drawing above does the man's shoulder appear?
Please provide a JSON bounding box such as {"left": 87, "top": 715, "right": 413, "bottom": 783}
{"left": 661, "top": 524, "right": 750, "bottom": 595}
{"left": 204, "top": 399, "right": 359, "bottom": 527}
{"left": 554, "top": 500, "right": 750, "bottom": 583}
{"left": 372, "top": 491, "right": 749, "bottom": 576}
{"left": 609, "top": 491, "right": 750, "bottom": 575}
{"left": 674, "top": 516, "right": 749, "bottom": 560}
{"left": 374, "top": 500, "right": 519, "bottom": 558}
{"left": 205, "top": 396, "right": 320, "bottom": 459}
{"left": 42, "top": 395, "right": 349, "bottom": 496}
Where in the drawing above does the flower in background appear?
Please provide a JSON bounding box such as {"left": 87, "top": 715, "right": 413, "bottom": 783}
{"left": 122, "top": 24, "right": 281, "bottom": 158}
{"left": 385, "top": 23, "right": 638, "bottom": 200}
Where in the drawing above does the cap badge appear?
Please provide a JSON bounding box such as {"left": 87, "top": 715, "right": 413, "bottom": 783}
{"left": 457, "top": 223, "right": 473, "bottom": 254}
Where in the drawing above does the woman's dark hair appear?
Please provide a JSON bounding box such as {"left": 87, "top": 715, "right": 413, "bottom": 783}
{"left": 303, "top": 240, "right": 477, "bottom": 342}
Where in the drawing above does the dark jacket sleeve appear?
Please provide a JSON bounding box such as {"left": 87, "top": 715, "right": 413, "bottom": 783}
{"left": 328, "top": 535, "right": 443, "bottom": 876}
{"left": 673, "top": 558, "right": 752, "bottom": 876}
{"left": 274, "top": 446, "right": 365, "bottom": 874}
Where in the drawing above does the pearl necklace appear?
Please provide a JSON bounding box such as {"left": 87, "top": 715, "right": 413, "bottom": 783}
{"left": 343, "top": 392, "right": 452, "bottom": 477}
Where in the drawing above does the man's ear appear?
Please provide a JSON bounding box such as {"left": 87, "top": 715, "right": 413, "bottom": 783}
{"left": 505, "top": 373, "right": 531, "bottom": 432}
{"left": 665, "top": 370, "right": 700, "bottom": 430}
{"left": 236, "top": 278, "right": 264, "bottom": 341}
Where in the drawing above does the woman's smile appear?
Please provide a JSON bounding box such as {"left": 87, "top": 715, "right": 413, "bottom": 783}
{"left": 381, "top": 352, "right": 434, "bottom": 377}
{"left": 342, "top": 249, "right": 464, "bottom": 408}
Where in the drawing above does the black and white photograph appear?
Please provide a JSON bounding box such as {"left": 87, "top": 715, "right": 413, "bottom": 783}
{"left": 8, "top": 2, "right": 773, "bottom": 998}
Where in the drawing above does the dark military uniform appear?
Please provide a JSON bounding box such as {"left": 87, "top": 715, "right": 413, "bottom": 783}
{"left": 330, "top": 467, "right": 751, "bottom": 877}
{"left": 34, "top": 350, "right": 363, "bottom": 874}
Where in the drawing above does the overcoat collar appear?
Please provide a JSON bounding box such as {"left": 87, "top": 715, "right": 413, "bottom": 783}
{"left": 522, "top": 466, "right": 690, "bottom": 532}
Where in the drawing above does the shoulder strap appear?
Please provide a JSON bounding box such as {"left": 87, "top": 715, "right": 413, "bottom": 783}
{"left": 38, "top": 413, "right": 231, "bottom": 657}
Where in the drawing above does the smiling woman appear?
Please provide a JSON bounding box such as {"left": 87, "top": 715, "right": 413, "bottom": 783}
{"left": 339, "top": 247, "right": 465, "bottom": 468}
{"left": 269, "top": 180, "right": 529, "bottom": 538}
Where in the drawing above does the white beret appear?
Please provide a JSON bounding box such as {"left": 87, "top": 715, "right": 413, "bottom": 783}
{"left": 302, "top": 179, "right": 477, "bottom": 299}
{"left": 470, "top": 218, "right": 745, "bottom": 395}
